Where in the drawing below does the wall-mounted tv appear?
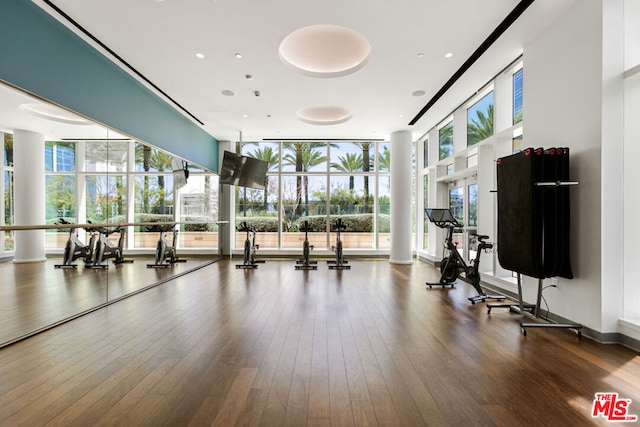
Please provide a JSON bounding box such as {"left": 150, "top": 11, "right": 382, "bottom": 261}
{"left": 171, "top": 158, "right": 189, "bottom": 190}
{"left": 219, "top": 151, "right": 268, "bottom": 190}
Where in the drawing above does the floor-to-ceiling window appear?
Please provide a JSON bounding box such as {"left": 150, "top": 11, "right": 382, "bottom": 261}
{"left": 44, "top": 141, "right": 76, "bottom": 248}
{"left": 420, "top": 57, "right": 525, "bottom": 283}
{"left": 235, "top": 140, "right": 390, "bottom": 252}
{"left": 0, "top": 138, "right": 219, "bottom": 254}
{"left": 2, "top": 133, "right": 14, "bottom": 253}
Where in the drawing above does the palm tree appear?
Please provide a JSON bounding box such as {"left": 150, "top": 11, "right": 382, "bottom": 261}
{"left": 248, "top": 146, "right": 279, "bottom": 210}
{"left": 353, "top": 142, "right": 373, "bottom": 212}
{"left": 282, "top": 142, "right": 327, "bottom": 216}
{"left": 3, "top": 133, "right": 13, "bottom": 166}
{"left": 134, "top": 143, "right": 153, "bottom": 212}
{"left": 331, "top": 152, "right": 363, "bottom": 190}
{"left": 467, "top": 104, "right": 494, "bottom": 146}
{"left": 378, "top": 146, "right": 391, "bottom": 172}
{"left": 439, "top": 124, "right": 454, "bottom": 160}
{"left": 150, "top": 150, "right": 173, "bottom": 214}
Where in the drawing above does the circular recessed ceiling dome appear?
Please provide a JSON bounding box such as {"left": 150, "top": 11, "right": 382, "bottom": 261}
{"left": 19, "top": 103, "right": 92, "bottom": 125}
{"left": 279, "top": 24, "right": 371, "bottom": 78}
{"left": 296, "top": 106, "right": 352, "bottom": 125}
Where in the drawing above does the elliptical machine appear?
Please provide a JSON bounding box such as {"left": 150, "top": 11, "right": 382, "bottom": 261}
{"left": 54, "top": 219, "right": 99, "bottom": 269}
{"left": 425, "top": 208, "right": 505, "bottom": 304}
{"left": 236, "top": 221, "right": 264, "bottom": 269}
{"left": 327, "top": 218, "right": 350, "bottom": 270}
{"left": 295, "top": 220, "right": 317, "bottom": 270}
{"left": 146, "top": 223, "right": 187, "bottom": 268}
{"left": 87, "top": 225, "right": 133, "bottom": 268}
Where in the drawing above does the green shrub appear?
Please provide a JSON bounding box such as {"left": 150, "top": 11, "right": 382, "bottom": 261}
{"left": 182, "top": 216, "right": 217, "bottom": 232}
{"left": 235, "top": 216, "right": 280, "bottom": 232}
{"left": 295, "top": 214, "right": 390, "bottom": 232}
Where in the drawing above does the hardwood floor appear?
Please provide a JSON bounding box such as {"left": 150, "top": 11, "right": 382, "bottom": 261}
{"left": 0, "top": 257, "right": 213, "bottom": 345}
{"left": 0, "top": 259, "right": 638, "bottom": 426}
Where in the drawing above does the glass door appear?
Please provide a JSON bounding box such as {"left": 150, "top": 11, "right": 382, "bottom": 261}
{"left": 448, "top": 177, "right": 478, "bottom": 262}
{"left": 448, "top": 186, "right": 464, "bottom": 258}
{"left": 467, "top": 182, "right": 478, "bottom": 262}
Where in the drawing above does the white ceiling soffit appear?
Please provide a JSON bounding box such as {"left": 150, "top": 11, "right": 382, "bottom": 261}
{"left": 8, "top": 0, "right": 580, "bottom": 143}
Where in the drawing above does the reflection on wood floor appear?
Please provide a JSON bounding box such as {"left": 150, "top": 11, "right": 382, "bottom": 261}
{"left": 0, "top": 256, "right": 216, "bottom": 345}
{"left": 0, "top": 258, "right": 639, "bottom": 426}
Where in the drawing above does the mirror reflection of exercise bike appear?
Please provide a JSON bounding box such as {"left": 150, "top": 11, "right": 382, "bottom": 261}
{"left": 87, "top": 226, "right": 133, "bottom": 269}
{"left": 295, "top": 220, "right": 318, "bottom": 270}
{"left": 147, "top": 223, "right": 187, "bottom": 268}
{"left": 54, "top": 218, "right": 99, "bottom": 269}
{"left": 425, "top": 208, "right": 505, "bottom": 304}
{"left": 236, "top": 221, "right": 264, "bottom": 269}
{"left": 327, "top": 218, "right": 350, "bottom": 270}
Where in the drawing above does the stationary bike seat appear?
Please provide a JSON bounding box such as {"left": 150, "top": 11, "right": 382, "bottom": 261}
{"left": 476, "top": 234, "right": 489, "bottom": 241}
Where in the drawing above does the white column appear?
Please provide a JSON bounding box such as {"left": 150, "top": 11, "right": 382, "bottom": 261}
{"left": 218, "top": 140, "right": 233, "bottom": 257}
{"left": 389, "top": 130, "right": 413, "bottom": 264}
{"left": 13, "top": 130, "right": 46, "bottom": 263}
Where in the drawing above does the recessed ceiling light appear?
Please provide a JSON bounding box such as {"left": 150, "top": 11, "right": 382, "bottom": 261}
{"left": 234, "top": 53, "right": 243, "bottom": 59}
{"left": 416, "top": 53, "right": 425, "bottom": 59}
{"left": 195, "top": 53, "right": 205, "bottom": 59}
{"left": 242, "top": 114, "right": 249, "bottom": 118}
{"left": 412, "top": 90, "right": 426, "bottom": 97}
{"left": 444, "top": 52, "right": 453, "bottom": 58}
{"left": 245, "top": 74, "right": 253, "bottom": 80}
{"left": 279, "top": 24, "right": 371, "bottom": 78}
{"left": 296, "top": 106, "right": 352, "bottom": 125}
{"left": 221, "top": 89, "right": 236, "bottom": 96}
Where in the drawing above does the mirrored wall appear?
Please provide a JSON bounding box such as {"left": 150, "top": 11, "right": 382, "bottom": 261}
{"left": 0, "top": 82, "right": 220, "bottom": 347}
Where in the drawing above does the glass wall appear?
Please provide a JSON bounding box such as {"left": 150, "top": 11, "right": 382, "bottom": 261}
{"left": 2, "top": 133, "right": 13, "bottom": 251}
{"left": 422, "top": 175, "right": 428, "bottom": 250}
{"left": 235, "top": 140, "right": 390, "bottom": 251}
{"left": 1, "top": 138, "right": 219, "bottom": 254}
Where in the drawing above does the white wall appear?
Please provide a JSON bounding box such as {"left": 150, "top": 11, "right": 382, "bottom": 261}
{"left": 621, "top": 0, "right": 640, "bottom": 340}
{"left": 522, "top": 0, "right": 604, "bottom": 331}
{"left": 602, "top": 0, "right": 625, "bottom": 337}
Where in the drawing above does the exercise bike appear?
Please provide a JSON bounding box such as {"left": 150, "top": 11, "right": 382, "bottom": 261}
{"left": 327, "top": 218, "right": 350, "bottom": 270}
{"left": 54, "top": 219, "right": 99, "bottom": 269}
{"left": 425, "top": 208, "right": 505, "bottom": 304}
{"left": 295, "top": 220, "right": 317, "bottom": 270}
{"left": 236, "top": 222, "right": 264, "bottom": 269}
{"left": 147, "top": 223, "right": 187, "bottom": 268}
{"left": 87, "top": 225, "right": 133, "bottom": 268}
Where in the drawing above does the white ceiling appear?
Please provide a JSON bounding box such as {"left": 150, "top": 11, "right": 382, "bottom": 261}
{"left": 1, "top": 0, "right": 577, "bottom": 145}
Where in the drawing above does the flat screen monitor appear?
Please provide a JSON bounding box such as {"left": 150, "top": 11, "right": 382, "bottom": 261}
{"left": 219, "top": 151, "right": 268, "bottom": 190}
{"left": 425, "top": 208, "right": 462, "bottom": 228}
{"left": 172, "top": 158, "right": 188, "bottom": 190}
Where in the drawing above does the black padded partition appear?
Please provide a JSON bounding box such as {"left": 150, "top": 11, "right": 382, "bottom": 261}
{"left": 496, "top": 147, "right": 573, "bottom": 280}
{"left": 496, "top": 149, "right": 543, "bottom": 278}
{"left": 554, "top": 148, "right": 573, "bottom": 279}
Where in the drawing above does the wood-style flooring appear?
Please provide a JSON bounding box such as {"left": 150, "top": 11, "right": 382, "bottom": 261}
{"left": 0, "top": 257, "right": 213, "bottom": 346}
{"left": 0, "top": 259, "right": 638, "bottom": 426}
